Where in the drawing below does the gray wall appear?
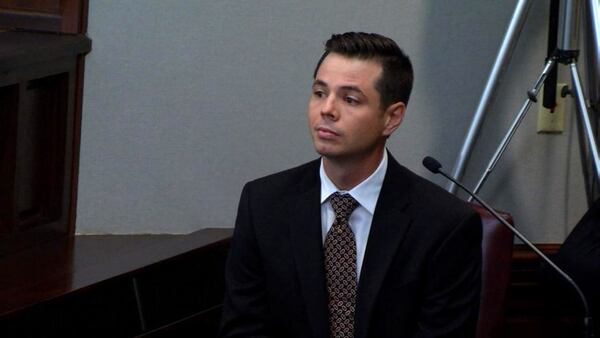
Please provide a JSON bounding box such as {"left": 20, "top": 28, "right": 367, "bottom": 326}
{"left": 78, "top": 0, "right": 586, "bottom": 242}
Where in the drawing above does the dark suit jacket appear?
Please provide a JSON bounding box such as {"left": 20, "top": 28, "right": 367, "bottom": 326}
{"left": 220, "top": 154, "right": 482, "bottom": 338}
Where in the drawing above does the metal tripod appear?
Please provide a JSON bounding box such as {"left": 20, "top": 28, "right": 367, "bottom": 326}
{"left": 448, "top": 0, "right": 600, "bottom": 205}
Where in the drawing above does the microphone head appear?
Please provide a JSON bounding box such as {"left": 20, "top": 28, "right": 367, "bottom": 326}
{"left": 422, "top": 156, "right": 442, "bottom": 174}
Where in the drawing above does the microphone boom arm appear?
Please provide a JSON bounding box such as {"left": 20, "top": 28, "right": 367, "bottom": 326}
{"left": 424, "top": 156, "right": 594, "bottom": 337}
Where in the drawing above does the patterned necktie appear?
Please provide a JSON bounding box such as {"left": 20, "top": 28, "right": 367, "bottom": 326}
{"left": 324, "top": 192, "right": 359, "bottom": 338}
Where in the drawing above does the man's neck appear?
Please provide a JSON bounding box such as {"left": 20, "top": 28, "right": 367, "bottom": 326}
{"left": 323, "top": 148, "right": 385, "bottom": 191}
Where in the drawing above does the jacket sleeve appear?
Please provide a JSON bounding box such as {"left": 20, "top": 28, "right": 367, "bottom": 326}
{"left": 413, "top": 211, "right": 483, "bottom": 338}
{"left": 219, "top": 184, "right": 272, "bottom": 338}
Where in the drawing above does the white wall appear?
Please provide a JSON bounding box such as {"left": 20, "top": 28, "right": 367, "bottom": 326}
{"left": 78, "top": 0, "right": 587, "bottom": 242}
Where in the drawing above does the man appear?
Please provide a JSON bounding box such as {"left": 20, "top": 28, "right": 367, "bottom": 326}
{"left": 220, "top": 32, "right": 482, "bottom": 338}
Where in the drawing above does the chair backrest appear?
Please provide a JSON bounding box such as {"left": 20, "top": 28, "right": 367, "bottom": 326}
{"left": 470, "top": 203, "right": 514, "bottom": 338}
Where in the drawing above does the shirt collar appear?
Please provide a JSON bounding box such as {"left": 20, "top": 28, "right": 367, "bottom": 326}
{"left": 319, "top": 150, "right": 388, "bottom": 214}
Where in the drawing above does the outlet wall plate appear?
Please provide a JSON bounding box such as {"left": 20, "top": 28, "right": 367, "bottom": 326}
{"left": 537, "top": 83, "right": 567, "bottom": 134}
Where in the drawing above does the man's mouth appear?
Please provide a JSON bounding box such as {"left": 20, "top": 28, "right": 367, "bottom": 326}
{"left": 315, "top": 125, "right": 340, "bottom": 139}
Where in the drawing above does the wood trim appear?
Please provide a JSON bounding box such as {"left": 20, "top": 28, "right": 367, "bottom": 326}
{"left": 0, "top": 9, "right": 62, "bottom": 32}
{"left": 67, "top": 55, "right": 86, "bottom": 235}
{"left": 512, "top": 243, "right": 561, "bottom": 260}
{"left": 59, "top": 0, "right": 88, "bottom": 33}
{"left": 0, "top": 0, "right": 88, "bottom": 34}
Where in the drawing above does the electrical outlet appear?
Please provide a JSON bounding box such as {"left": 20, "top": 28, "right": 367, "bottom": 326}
{"left": 537, "top": 83, "right": 566, "bottom": 133}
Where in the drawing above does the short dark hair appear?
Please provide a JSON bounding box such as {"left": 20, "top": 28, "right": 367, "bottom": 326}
{"left": 313, "top": 32, "right": 413, "bottom": 108}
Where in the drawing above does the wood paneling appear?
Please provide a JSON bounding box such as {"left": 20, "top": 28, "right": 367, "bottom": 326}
{"left": 505, "top": 244, "right": 586, "bottom": 338}
{"left": 0, "top": 1, "right": 90, "bottom": 252}
{"left": 16, "top": 73, "right": 68, "bottom": 230}
{"left": 0, "top": 85, "right": 18, "bottom": 233}
{"left": 1, "top": 0, "right": 61, "bottom": 14}
{"left": 0, "top": 0, "right": 87, "bottom": 33}
{"left": 0, "top": 31, "right": 90, "bottom": 255}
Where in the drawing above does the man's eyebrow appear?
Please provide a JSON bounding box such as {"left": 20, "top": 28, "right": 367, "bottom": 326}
{"left": 339, "top": 85, "right": 364, "bottom": 95}
{"left": 312, "top": 80, "right": 365, "bottom": 96}
{"left": 312, "top": 79, "right": 327, "bottom": 88}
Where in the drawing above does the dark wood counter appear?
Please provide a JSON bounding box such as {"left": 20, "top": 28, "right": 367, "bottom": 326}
{"left": 0, "top": 228, "right": 232, "bottom": 337}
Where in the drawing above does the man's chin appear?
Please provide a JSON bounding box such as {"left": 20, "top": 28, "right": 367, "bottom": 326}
{"left": 314, "top": 148, "right": 345, "bottom": 160}
{"left": 313, "top": 146, "right": 336, "bottom": 157}
{"left": 312, "top": 139, "right": 342, "bottom": 155}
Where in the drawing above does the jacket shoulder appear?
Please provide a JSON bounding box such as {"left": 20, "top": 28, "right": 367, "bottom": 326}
{"left": 243, "top": 159, "right": 320, "bottom": 196}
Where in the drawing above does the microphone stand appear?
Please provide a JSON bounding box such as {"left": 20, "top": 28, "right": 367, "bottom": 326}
{"left": 423, "top": 156, "right": 594, "bottom": 338}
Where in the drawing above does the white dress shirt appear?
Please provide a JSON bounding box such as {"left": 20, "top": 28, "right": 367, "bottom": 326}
{"left": 319, "top": 151, "right": 388, "bottom": 281}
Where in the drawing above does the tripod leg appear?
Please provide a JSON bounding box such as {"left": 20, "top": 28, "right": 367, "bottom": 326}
{"left": 570, "top": 62, "right": 600, "bottom": 182}
{"left": 467, "top": 59, "right": 557, "bottom": 201}
{"left": 448, "top": 0, "right": 533, "bottom": 194}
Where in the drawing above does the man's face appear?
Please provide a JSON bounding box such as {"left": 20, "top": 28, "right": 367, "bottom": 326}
{"left": 308, "top": 53, "right": 396, "bottom": 164}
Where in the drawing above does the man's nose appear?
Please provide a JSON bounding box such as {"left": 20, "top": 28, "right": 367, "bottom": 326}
{"left": 320, "top": 95, "right": 338, "bottom": 120}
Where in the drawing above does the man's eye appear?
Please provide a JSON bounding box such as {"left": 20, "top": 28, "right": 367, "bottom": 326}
{"left": 345, "top": 96, "right": 359, "bottom": 105}
{"left": 313, "top": 90, "right": 325, "bottom": 98}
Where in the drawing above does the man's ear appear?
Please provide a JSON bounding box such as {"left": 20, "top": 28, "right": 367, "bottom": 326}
{"left": 382, "top": 101, "right": 406, "bottom": 137}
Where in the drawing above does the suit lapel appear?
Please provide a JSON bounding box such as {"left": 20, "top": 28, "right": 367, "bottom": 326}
{"left": 355, "top": 156, "right": 414, "bottom": 338}
{"left": 287, "top": 162, "right": 329, "bottom": 338}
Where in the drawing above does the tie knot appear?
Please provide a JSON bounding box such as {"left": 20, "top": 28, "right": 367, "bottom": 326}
{"left": 329, "top": 192, "right": 359, "bottom": 221}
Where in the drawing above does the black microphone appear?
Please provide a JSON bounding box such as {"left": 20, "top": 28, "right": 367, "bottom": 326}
{"left": 422, "top": 156, "right": 594, "bottom": 338}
